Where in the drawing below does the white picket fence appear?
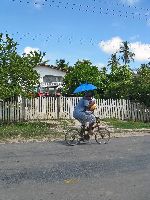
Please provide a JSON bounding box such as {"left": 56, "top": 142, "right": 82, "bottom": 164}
{"left": 0, "top": 97, "right": 150, "bottom": 122}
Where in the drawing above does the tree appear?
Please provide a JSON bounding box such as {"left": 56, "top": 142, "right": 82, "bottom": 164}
{"left": 0, "top": 33, "right": 45, "bottom": 100}
{"left": 107, "top": 53, "right": 120, "bottom": 69}
{"left": 119, "top": 41, "right": 135, "bottom": 65}
{"left": 130, "top": 63, "right": 150, "bottom": 107}
{"left": 55, "top": 59, "right": 71, "bottom": 72}
{"left": 105, "top": 64, "right": 133, "bottom": 99}
{"left": 104, "top": 49, "right": 133, "bottom": 99}
{"left": 62, "top": 60, "right": 105, "bottom": 96}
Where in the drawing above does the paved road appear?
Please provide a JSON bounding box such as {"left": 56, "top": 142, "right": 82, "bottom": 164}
{"left": 0, "top": 136, "right": 150, "bottom": 200}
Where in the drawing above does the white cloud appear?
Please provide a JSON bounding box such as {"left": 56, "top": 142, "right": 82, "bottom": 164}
{"left": 23, "top": 46, "right": 39, "bottom": 55}
{"left": 121, "top": 0, "right": 139, "bottom": 5}
{"left": 99, "top": 37, "right": 150, "bottom": 62}
{"left": 130, "top": 42, "right": 150, "bottom": 61}
{"left": 99, "top": 37, "right": 123, "bottom": 54}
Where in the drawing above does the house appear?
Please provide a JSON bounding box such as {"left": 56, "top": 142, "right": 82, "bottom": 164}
{"left": 34, "top": 64, "right": 66, "bottom": 96}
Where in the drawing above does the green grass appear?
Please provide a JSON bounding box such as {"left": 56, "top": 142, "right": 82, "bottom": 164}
{"left": 0, "top": 121, "right": 62, "bottom": 141}
{"left": 103, "top": 118, "right": 150, "bottom": 129}
{"left": 0, "top": 118, "right": 150, "bottom": 142}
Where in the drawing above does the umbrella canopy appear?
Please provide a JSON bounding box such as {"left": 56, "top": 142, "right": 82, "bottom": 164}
{"left": 73, "top": 83, "right": 97, "bottom": 94}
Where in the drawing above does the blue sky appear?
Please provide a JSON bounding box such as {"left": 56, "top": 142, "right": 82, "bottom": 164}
{"left": 1, "top": 0, "right": 150, "bottom": 69}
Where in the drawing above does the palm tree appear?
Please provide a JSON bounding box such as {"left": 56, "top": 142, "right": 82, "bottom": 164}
{"left": 107, "top": 53, "right": 120, "bottom": 67}
{"left": 119, "top": 41, "right": 135, "bottom": 65}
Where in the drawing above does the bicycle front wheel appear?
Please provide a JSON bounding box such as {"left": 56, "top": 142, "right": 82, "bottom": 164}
{"left": 65, "top": 128, "right": 80, "bottom": 146}
{"left": 95, "top": 127, "right": 110, "bottom": 144}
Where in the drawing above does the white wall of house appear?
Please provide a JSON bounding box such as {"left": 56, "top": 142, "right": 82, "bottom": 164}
{"left": 34, "top": 65, "right": 66, "bottom": 83}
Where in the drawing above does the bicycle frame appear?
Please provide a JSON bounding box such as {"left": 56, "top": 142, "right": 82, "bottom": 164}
{"left": 79, "top": 116, "right": 101, "bottom": 138}
{"left": 80, "top": 116, "right": 101, "bottom": 132}
{"left": 65, "top": 116, "right": 110, "bottom": 145}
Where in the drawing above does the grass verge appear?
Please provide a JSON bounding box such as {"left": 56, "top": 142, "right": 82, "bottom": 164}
{"left": 0, "top": 119, "right": 150, "bottom": 143}
{"left": 103, "top": 118, "right": 150, "bottom": 129}
{"left": 0, "top": 121, "right": 64, "bottom": 142}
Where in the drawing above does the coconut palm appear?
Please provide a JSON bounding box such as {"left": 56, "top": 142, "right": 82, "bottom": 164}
{"left": 119, "top": 41, "right": 135, "bottom": 65}
{"left": 107, "top": 53, "right": 120, "bottom": 68}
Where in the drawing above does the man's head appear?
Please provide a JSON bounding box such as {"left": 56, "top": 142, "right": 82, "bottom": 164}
{"left": 84, "top": 91, "right": 94, "bottom": 98}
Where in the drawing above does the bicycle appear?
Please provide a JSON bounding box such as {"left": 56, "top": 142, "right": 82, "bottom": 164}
{"left": 65, "top": 117, "right": 110, "bottom": 146}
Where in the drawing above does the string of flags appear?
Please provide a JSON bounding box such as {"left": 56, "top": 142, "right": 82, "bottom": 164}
{"left": 9, "top": 0, "right": 150, "bottom": 21}
{"left": 2, "top": 30, "right": 98, "bottom": 46}
{"left": 2, "top": 30, "right": 150, "bottom": 49}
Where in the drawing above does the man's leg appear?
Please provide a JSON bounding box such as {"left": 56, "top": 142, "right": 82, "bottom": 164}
{"left": 87, "top": 113, "right": 96, "bottom": 135}
{"left": 88, "top": 122, "right": 95, "bottom": 135}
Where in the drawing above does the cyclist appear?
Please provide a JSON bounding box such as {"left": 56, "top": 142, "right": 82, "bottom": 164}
{"left": 73, "top": 91, "right": 97, "bottom": 135}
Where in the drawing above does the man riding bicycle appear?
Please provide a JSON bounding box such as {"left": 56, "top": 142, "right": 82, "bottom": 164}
{"left": 73, "top": 91, "right": 97, "bottom": 135}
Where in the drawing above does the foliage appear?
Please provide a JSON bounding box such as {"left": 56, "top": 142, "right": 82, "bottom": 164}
{"left": 56, "top": 59, "right": 71, "bottom": 72}
{"left": 119, "top": 41, "right": 135, "bottom": 65}
{"left": 0, "top": 33, "right": 45, "bottom": 100}
{"left": 107, "top": 53, "right": 120, "bottom": 68}
{"left": 105, "top": 64, "right": 133, "bottom": 99}
{"left": 129, "top": 63, "right": 150, "bottom": 107}
{"left": 62, "top": 60, "right": 105, "bottom": 96}
{"left": 104, "top": 41, "right": 135, "bottom": 99}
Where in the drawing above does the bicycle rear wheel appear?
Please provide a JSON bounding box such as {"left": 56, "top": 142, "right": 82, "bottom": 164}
{"left": 94, "top": 127, "right": 110, "bottom": 144}
{"left": 65, "top": 128, "right": 80, "bottom": 146}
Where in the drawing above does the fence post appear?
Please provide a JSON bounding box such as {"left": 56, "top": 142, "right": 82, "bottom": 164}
{"left": 0, "top": 100, "right": 2, "bottom": 122}
{"left": 21, "top": 97, "right": 26, "bottom": 121}
{"left": 57, "top": 96, "right": 61, "bottom": 119}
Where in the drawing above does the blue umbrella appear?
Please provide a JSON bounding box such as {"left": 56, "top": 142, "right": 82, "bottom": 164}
{"left": 73, "top": 83, "right": 97, "bottom": 93}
